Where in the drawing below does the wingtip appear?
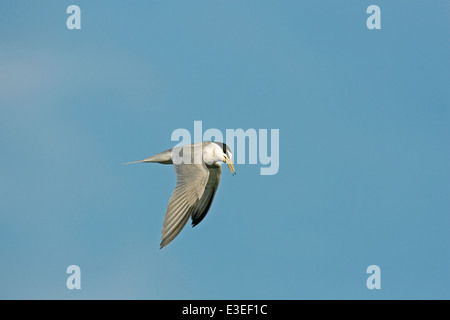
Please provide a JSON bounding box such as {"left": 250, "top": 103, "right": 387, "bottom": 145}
{"left": 160, "top": 240, "right": 169, "bottom": 249}
{"left": 123, "top": 160, "right": 143, "bottom": 165}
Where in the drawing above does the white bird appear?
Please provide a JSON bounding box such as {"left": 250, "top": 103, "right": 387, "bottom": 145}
{"left": 128, "top": 141, "right": 235, "bottom": 248}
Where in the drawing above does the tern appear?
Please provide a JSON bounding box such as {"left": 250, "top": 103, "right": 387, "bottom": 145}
{"left": 128, "top": 141, "right": 236, "bottom": 248}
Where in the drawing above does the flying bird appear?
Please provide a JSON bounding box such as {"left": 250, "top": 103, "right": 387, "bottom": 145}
{"left": 128, "top": 141, "right": 235, "bottom": 248}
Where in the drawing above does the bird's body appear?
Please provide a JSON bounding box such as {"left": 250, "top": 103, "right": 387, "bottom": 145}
{"left": 129, "top": 141, "right": 235, "bottom": 248}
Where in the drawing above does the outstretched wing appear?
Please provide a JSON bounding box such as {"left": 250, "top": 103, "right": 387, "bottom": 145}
{"left": 191, "top": 165, "right": 221, "bottom": 227}
{"left": 160, "top": 163, "right": 209, "bottom": 248}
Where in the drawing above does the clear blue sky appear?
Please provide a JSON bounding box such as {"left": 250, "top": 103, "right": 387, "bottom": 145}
{"left": 1, "top": 1, "right": 449, "bottom": 299}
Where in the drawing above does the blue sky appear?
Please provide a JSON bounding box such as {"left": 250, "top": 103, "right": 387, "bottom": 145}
{"left": 0, "top": 1, "right": 449, "bottom": 299}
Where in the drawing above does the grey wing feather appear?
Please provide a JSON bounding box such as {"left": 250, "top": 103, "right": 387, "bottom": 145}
{"left": 191, "top": 165, "right": 221, "bottom": 227}
{"left": 126, "top": 148, "right": 173, "bottom": 165}
{"left": 160, "top": 163, "right": 209, "bottom": 248}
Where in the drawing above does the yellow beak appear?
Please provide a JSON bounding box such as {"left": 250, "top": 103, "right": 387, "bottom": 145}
{"left": 224, "top": 155, "right": 236, "bottom": 176}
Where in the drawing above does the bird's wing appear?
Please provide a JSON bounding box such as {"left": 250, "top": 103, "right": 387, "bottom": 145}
{"left": 191, "top": 165, "right": 222, "bottom": 227}
{"left": 160, "top": 163, "right": 209, "bottom": 248}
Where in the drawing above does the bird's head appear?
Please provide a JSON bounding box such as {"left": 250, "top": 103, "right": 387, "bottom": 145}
{"left": 211, "top": 142, "right": 236, "bottom": 175}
